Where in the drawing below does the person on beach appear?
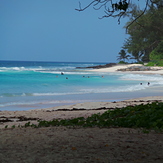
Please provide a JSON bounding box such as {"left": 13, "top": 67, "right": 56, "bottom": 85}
{"left": 148, "top": 82, "right": 150, "bottom": 85}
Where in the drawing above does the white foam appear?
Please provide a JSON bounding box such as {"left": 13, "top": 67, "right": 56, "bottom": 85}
{"left": 32, "top": 92, "right": 84, "bottom": 96}
{"left": 120, "top": 73, "right": 163, "bottom": 81}
{"left": 0, "top": 66, "right": 93, "bottom": 76}
{"left": 0, "top": 99, "right": 83, "bottom": 108}
{"left": 0, "top": 66, "right": 29, "bottom": 72}
{"left": 80, "top": 84, "right": 148, "bottom": 93}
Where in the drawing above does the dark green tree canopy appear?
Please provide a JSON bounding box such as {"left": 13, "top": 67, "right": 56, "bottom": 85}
{"left": 123, "top": 2, "right": 163, "bottom": 63}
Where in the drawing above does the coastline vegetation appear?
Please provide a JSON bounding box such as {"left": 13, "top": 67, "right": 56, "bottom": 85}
{"left": 12, "top": 102, "right": 163, "bottom": 133}
{"left": 117, "top": 2, "right": 163, "bottom": 66}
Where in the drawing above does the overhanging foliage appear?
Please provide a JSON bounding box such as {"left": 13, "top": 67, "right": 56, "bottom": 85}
{"left": 123, "top": 2, "right": 163, "bottom": 63}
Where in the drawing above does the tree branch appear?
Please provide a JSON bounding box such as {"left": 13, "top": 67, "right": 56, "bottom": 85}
{"left": 75, "top": 0, "right": 97, "bottom": 11}
{"left": 75, "top": 0, "right": 154, "bottom": 28}
{"left": 126, "top": 0, "right": 149, "bottom": 33}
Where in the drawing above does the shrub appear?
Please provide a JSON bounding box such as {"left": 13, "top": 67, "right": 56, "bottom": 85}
{"left": 146, "top": 60, "right": 163, "bottom": 66}
{"left": 118, "top": 61, "right": 127, "bottom": 64}
{"left": 22, "top": 102, "right": 163, "bottom": 132}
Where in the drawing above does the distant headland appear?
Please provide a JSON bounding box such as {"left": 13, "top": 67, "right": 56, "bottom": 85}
{"left": 76, "top": 63, "right": 117, "bottom": 69}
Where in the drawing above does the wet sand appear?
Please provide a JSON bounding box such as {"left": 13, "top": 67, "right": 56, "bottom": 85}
{"left": 1, "top": 96, "right": 163, "bottom": 128}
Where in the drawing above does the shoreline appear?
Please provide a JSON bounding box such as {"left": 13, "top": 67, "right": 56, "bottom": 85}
{"left": 89, "top": 63, "right": 163, "bottom": 74}
{"left": 1, "top": 63, "right": 163, "bottom": 111}
{"left": 1, "top": 63, "right": 163, "bottom": 128}
{"left": 1, "top": 64, "right": 163, "bottom": 162}
{"left": 1, "top": 95, "right": 163, "bottom": 129}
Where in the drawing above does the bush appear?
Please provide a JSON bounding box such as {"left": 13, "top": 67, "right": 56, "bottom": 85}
{"left": 118, "top": 61, "right": 127, "bottom": 64}
{"left": 22, "top": 102, "right": 163, "bottom": 132}
{"left": 146, "top": 60, "right": 163, "bottom": 66}
{"left": 149, "top": 41, "right": 163, "bottom": 65}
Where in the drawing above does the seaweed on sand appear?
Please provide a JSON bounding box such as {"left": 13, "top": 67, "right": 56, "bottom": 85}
{"left": 22, "top": 102, "right": 163, "bottom": 132}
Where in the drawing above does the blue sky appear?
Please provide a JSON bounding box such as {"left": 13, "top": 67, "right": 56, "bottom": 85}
{"left": 0, "top": 0, "right": 128, "bottom": 63}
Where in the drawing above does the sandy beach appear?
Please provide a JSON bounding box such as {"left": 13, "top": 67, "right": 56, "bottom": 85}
{"left": 1, "top": 64, "right": 163, "bottom": 162}
{"left": 1, "top": 96, "right": 163, "bottom": 163}
{"left": 90, "top": 64, "right": 163, "bottom": 74}
{"left": 1, "top": 95, "right": 163, "bottom": 129}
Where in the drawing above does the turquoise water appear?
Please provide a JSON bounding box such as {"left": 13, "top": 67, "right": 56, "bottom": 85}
{"left": 1, "top": 60, "right": 163, "bottom": 111}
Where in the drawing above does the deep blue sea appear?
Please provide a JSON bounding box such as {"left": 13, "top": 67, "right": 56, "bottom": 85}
{"left": 1, "top": 60, "right": 163, "bottom": 111}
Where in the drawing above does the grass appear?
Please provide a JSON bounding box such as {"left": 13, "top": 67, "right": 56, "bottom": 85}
{"left": 13, "top": 102, "right": 163, "bottom": 132}
{"left": 146, "top": 61, "right": 163, "bottom": 66}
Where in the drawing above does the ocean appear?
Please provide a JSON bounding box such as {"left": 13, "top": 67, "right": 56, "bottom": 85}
{"left": 1, "top": 60, "right": 163, "bottom": 111}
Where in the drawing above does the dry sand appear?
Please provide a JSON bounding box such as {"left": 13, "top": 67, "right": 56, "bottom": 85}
{"left": 1, "top": 64, "right": 163, "bottom": 162}
{"left": 90, "top": 64, "right": 163, "bottom": 74}
{"left": 1, "top": 127, "right": 163, "bottom": 163}
{"left": 1, "top": 96, "right": 163, "bottom": 129}
{"left": 1, "top": 96, "right": 163, "bottom": 163}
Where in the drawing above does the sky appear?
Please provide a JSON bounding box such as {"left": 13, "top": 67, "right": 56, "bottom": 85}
{"left": 0, "top": 0, "right": 129, "bottom": 63}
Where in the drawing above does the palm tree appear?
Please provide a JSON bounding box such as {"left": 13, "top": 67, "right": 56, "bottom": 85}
{"left": 117, "top": 49, "right": 130, "bottom": 62}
